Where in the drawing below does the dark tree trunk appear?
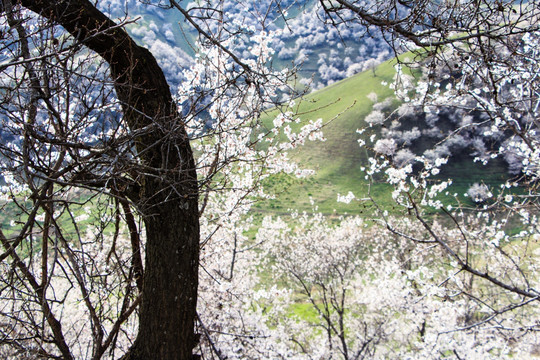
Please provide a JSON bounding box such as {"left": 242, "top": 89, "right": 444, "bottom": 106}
{"left": 131, "top": 193, "right": 199, "bottom": 360}
{"left": 18, "top": 1, "right": 200, "bottom": 359}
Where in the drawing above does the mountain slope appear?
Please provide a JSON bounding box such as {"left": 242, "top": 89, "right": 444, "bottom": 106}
{"left": 257, "top": 57, "right": 511, "bottom": 215}
{"left": 257, "top": 58, "right": 399, "bottom": 214}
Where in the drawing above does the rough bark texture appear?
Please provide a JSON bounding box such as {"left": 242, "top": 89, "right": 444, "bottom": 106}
{"left": 18, "top": 1, "right": 200, "bottom": 359}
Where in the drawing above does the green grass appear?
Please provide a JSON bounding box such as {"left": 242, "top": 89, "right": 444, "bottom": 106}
{"left": 288, "top": 302, "right": 320, "bottom": 323}
{"left": 254, "top": 52, "right": 523, "bottom": 217}
{"left": 255, "top": 57, "right": 400, "bottom": 215}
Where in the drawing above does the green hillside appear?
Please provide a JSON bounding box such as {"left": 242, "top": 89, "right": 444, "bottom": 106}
{"left": 256, "top": 58, "right": 399, "bottom": 215}
{"left": 256, "top": 57, "right": 511, "bottom": 216}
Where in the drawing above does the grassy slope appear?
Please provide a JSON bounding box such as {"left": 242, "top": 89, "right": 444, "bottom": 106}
{"left": 256, "top": 57, "right": 513, "bottom": 216}
{"left": 256, "top": 58, "right": 399, "bottom": 215}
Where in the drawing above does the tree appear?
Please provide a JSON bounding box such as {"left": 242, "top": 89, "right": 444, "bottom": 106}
{"left": 320, "top": 0, "right": 540, "bottom": 316}
{"left": 1, "top": 0, "right": 199, "bottom": 358}
{"left": 1, "top": 0, "right": 539, "bottom": 358}
{"left": 0, "top": 1, "right": 317, "bottom": 358}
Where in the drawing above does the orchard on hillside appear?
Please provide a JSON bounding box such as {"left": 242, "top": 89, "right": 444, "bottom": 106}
{"left": 0, "top": 0, "right": 539, "bottom": 359}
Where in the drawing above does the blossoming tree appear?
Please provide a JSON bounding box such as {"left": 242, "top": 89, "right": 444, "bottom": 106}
{"left": 0, "top": 0, "right": 322, "bottom": 359}
{"left": 323, "top": 0, "right": 540, "bottom": 330}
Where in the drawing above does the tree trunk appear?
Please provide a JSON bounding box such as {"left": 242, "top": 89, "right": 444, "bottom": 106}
{"left": 19, "top": 1, "right": 200, "bottom": 359}
{"left": 129, "top": 192, "right": 199, "bottom": 360}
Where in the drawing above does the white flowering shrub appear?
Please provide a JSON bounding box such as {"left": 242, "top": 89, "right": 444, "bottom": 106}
{"left": 373, "top": 138, "right": 397, "bottom": 155}
{"left": 227, "top": 213, "right": 540, "bottom": 359}
{"left": 364, "top": 109, "right": 386, "bottom": 125}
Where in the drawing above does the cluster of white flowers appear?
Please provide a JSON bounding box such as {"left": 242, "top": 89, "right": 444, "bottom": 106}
{"left": 337, "top": 190, "right": 356, "bottom": 204}
{"left": 466, "top": 183, "right": 493, "bottom": 203}
{"left": 226, "top": 213, "right": 540, "bottom": 359}
{"left": 373, "top": 138, "right": 396, "bottom": 155}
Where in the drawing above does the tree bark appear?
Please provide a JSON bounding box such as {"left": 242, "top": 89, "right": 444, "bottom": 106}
{"left": 17, "top": 1, "right": 200, "bottom": 359}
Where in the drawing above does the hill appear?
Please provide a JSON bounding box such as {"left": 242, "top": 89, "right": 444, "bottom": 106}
{"left": 117, "top": 0, "right": 392, "bottom": 90}
{"left": 255, "top": 57, "right": 512, "bottom": 216}
{"left": 255, "top": 58, "right": 398, "bottom": 215}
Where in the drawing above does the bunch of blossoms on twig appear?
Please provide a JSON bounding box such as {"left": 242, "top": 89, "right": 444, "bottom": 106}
{"left": 403, "top": 26, "right": 540, "bottom": 273}
{"left": 405, "top": 29, "right": 540, "bottom": 182}
{"left": 350, "top": 25, "right": 540, "bottom": 205}
{"left": 177, "top": 24, "right": 325, "bottom": 215}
